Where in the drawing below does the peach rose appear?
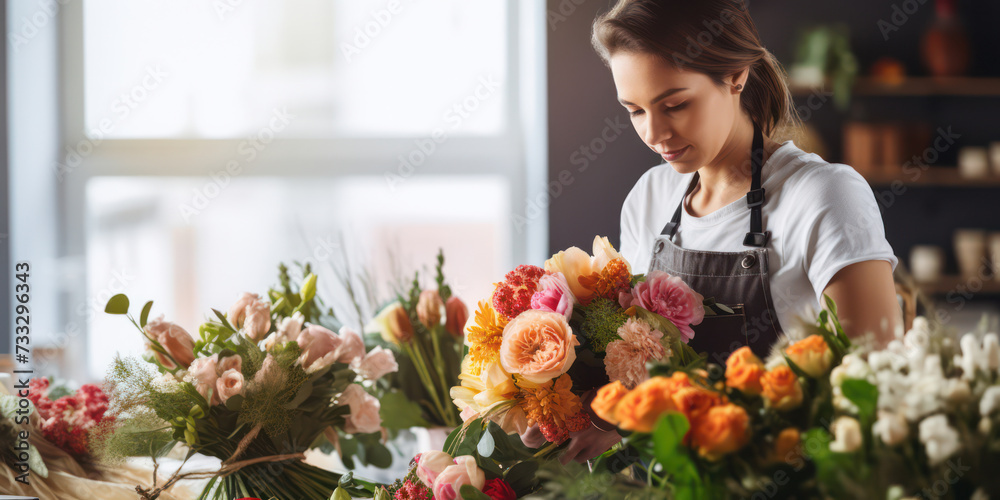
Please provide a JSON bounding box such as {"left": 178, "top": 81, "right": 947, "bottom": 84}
{"left": 591, "top": 381, "right": 630, "bottom": 425}
{"left": 416, "top": 450, "right": 454, "bottom": 488}
{"left": 217, "top": 354, "right": 242, "bottom": 375}
{"left": 296, "top": 324, "right": 343, "bottom": 372}
{"left": 785, "top": 335, "right": 833, "bottom": 378}
{"left": 417, "top": 290, "right": 445, "bottom": 329}
{"left": 761, "top": 365, "right": 804, "bottom": 411}
{"left": 691, "top": 403, "right": 750, "bottom": 460}
{"left": 544, "top": 246, "right": 597, "bottom": 305}
{"left": 352, "top": 346, "right": 399, "bottom": 381}
{"left": 187, "top": 354, "right": 220, "bottom": 405}
{"left": 725, "top": 346, "right": 765, "bottom": 395}
{"left": 613, "top": 375, "right": 690, "bottom": 433}
{"left": 339, "top": 384, "right": 382, "bottom": 434}
{"left": 242, "top": 299, "right": 272, "bottom": 341}
{"left": 499, "top": 310, "right": 579, "bottom": 384}
{"left": 445, "top": 296, "right": 469, "bottom": 337}
{"left": 144, "top": 316, "right": 195, "bottom": 369}
{"left": 432, "top": 456, "right": 486, "bottom": 500}
{"left": 334, "top": 326, "right": 366, "bottom": 364}
{"left": 216, "top": 368, "right": 244, "bottom": 403}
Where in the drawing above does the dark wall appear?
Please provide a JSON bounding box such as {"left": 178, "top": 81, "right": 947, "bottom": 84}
{"left": 547, "top": 0, "right": 1000, "bottom": 278}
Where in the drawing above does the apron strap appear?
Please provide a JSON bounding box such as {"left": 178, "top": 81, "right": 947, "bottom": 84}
{"left": 659, "top": 121, "right": 771, "bottom": 248}
{"left": 743, "top": 121, "right": 770, "bottom": 247}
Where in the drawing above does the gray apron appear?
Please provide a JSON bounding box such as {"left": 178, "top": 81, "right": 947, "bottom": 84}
{"left": 647, "top": 121, "right": 783, "bottom": 365}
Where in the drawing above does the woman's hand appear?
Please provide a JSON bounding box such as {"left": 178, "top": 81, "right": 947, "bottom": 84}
{"left": 558, "top": 425, "right": 622, "bottom": 465}
{"left": 518, "top": 424, "right": 546, "bottom": 449}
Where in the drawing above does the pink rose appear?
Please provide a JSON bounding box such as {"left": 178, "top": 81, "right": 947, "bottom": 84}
{"left": 188, "top": 354, "right": 220, "bottom": 405}
{"left": 296, "top": 325, "right": 343, "bottom": 372}
{"left": 276, "top": 312, "right": 305, "bottom": 343}
{"left": 619, "top": 271, "right": 704, "bottom": 342}
{"left": 529, "top": 272, "right": 575, "bottom": 321}
{"left": 217, "top": 354, "right": 242, "bottom": 375}
{"left": 228, "top": 292, "right": 271, "bottom": 341}
{"left": 499, "top": 309, "right": 579, "bottom": 384}
{"left": 416, "top": 450, "right": 454, "bottom": 488}
{"left": 352, "top": 346, "right": 398, "bottom": 381}
{"left": 144, "top": 316, "right": 195, "bottom": 369}
{"left": 339, "top": 384, "right": 382, "bottom": 434}
{"left": 216, "top": 368, "right": 244, "bottom": 403}
{"left": 445, "top": 296, "right": 469, "bottom": 337}
{"left": 432, "top": 455, "right": 486, "bottom": 500}
{"left": 334, "top": 326, "right": 366, "bottom": 364}
{"left": 417, "top": 290, "right": 445, "bottom": 329}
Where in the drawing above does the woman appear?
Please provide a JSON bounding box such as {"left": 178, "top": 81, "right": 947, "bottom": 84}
{"left": 539, "top": 0, "right": 901, "bottom": 464}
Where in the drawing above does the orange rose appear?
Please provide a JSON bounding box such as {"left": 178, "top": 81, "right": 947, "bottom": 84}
{"left": 691, "top": 404, "right": 750, "bottom": 460}
{"left": 613, "top": 377, "right": 676, "bottom": 432}
{"left": 766, "top": 427, "right": 802, "bottom": 465}
{"left": 591, "top": 381, "right": 630, "bottom": 425}
{"left": 785, "top": 335, "right": 833, "bottom": 378}
{"left": 725, "top": 346, "right": 765, "bottom": 395}
{"left": 671, "top": 386, "right": 727, "bottom": 443}
{"left": 760, "top": 365, "right": 804, "bottom": 411}
{"left": 499, "top": 310, "right": 579, "bottom": 384}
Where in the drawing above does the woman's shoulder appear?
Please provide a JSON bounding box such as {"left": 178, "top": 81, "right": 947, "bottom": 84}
{"left": 768, "top": 141, "right": 873, "bottom": 202}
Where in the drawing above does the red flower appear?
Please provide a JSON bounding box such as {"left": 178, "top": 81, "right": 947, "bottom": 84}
{"left": 481, "top": 478, "right": 516, "bottom": 500}
{"left": 491, "top": 265, "right": 546, "bottom": 319}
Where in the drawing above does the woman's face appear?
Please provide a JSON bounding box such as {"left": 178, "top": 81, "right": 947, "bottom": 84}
{"left": 609, "top": 51, "right": 741, "bottom": 174}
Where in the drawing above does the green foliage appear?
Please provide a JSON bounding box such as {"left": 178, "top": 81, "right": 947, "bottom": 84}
{"left": 579, "top": 297, "right": 630, "bottom": 352}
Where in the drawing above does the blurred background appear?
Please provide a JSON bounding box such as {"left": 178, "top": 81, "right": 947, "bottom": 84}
{"left": 3, "top": 0, "right": 999, "bottom": 384}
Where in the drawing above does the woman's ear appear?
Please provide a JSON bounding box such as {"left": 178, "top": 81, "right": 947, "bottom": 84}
{"left": 728, "top": 66, "right": 751, "bottom": 89}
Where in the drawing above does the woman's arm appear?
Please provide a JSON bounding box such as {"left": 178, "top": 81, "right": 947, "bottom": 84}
{"left": 822, "top": 260, "right": 900, "bottom": 346}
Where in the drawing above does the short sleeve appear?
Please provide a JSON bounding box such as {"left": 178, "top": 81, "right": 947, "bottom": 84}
{"left": 791, "top": 165, "right": 899, "bottom": 305}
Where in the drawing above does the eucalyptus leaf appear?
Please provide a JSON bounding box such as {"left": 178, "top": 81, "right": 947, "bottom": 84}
{"left": 105, "top": 293, "right": 130, "bottom": 314}
{"left": 28, "top": 443, "right": 48, "bottom": 478}
{"left": 477, "top": 429, "right": 496, "bottom": 458}
{"left": 459, "top": 484, "right": 491, "bottom": 500}
{"left": 140, "top": 300, "right": 154, "bottom": 328}
{"left": 0, "top": 395, "right": 20, "bottom": 419}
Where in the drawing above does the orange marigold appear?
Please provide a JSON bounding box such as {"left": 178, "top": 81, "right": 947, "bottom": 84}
{"left": 578, "top": 258, "right": 632, "bottom": 303}
{"left": 520, "top": 374, "right": 583, "bottom": 429}
{"left": 466, "top": 300, "right": 508, "bottom": 375}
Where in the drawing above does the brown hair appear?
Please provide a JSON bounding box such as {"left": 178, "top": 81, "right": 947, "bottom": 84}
{"left": 592, "top": 0, "right": 800, "bottom": 140}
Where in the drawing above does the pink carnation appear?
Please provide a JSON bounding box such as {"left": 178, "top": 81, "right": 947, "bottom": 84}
{"left": 529, "top": 272, "right": 574, "bottom": 321}
{"left": 605, "top": 318, "right": 669, "bottom": 388}
{"left": 619, "top": 271, "right": 704, "bottom": 342}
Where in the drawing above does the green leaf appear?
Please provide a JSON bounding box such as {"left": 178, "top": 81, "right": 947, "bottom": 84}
{"left": 224, "top": 394, "right": 244, "bottom": 412}
{"left": 0, "top": 395, "right": 20, "bottom": 419}
{"left": 477, "top": 427, "right": 496, "bottom": 457}
{"left": 503, "top": 460, "right": 539, "bottom": 496}
{"left": 105, "top": 293, "right": 130, "bottom": 314}
{"left": 841, "top": 379, "right": 878, "bottom": 421}
{"left": 140, "top": 300, "right": 154, "bottom": 328}
{"left": 212, "top": 308, "right": 237, "bottom": 332}
{"left": 459, "top": 484, "right": 491, "bottom": 500}
{"left": 365, "top": 442, "right": 393, "bottom": 469}
{"left": 378, "top": 390, "right": 431, "bottom": 429}
{"left": 28, "top": 444, "right": 48, "bottom": 478}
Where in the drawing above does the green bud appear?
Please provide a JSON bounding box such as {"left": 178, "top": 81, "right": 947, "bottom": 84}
{"left": 186, "top": 420, "right": 197, "bottom": 434}
{"left": 373, "top": 487, "right": 392, "bottom": 500}
{"left": 329, "top": 487, "right": 351, "bottom": 500}
{"left": 189, "top": 405, "right": 205, "bottom": 419}
{"left": 300, "top": 273, "right": 318, "bottom": 303}
{"left": 184, "top": 429, "right": 198, "bottom": 446}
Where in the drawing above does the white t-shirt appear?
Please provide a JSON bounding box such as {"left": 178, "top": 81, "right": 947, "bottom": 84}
{"left": 619, "top": 140, "right": 899, "bottom": 332}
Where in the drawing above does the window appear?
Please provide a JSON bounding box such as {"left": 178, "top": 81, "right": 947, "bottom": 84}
{"left": 51, "top": 0, "right": 547, "bottom": 381}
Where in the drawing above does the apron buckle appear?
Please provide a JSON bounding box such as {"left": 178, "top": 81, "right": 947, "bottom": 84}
{"left": 743, "top": 231, "right": 770, "bottom": 247}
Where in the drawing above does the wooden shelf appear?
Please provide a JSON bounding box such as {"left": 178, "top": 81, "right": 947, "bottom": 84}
{"left": 791, "top": 77, "right": 1000, "bottom": 97}
{"left": 915, "top": 275, "right": 1000, "bottom": 296}
{"left": 861, "top": 167, "right": 1000, "bottom": 187}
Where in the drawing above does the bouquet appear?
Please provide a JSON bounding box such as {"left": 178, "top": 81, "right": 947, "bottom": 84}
{"left": 391, "top": 235, "right": 712, "bottom": 498}
{"left": 586, "top": 296, "right": 1000, "bottom": 499}
{"left": 98, "top": 264, "right": 391, "bottom": 499}
{"left": 364, "top": 250, "right": 468, "bottom": 429}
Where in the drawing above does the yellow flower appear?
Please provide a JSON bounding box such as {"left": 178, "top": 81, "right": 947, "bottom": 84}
{"left": 544, "top": 246, "right": 598, "bottom": 305}
{"left": 591, "top": 235, "right": 632, "bottom": 274}
{"left": 465, "top": 300, "right": 508, "bottom": 376}
{"left": 785, "top": 335, "right": 833, "bottom": 378}
{"left": 450, "top": 361, "right": 519, "bottom": 421}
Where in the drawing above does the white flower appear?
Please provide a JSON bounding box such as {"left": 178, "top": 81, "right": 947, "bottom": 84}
{"left": 980, "top": 386, "right": 1000, "bottom": 417}
{"left": 874, "top": 411, "right": 909, "bottom": 446}
{"left": 940, "top": 378, "right": 972, "bottom": 407}
{"left": 829, "top": 416, "right": 862, "bottom": 453}
{"left": 152, "top": 371, "right": 182, "bottom": 392}
{"left": 903, "top": 318, "right": 931, "bottom": 351}
{"left": 918, "top": 414, "right": 961, "bottom": 466}
{"left": 276, "top": 312, "right": 305, "bottom": 343}
{"left": 984, "top": 333, "right": 1000, "bottom": 373}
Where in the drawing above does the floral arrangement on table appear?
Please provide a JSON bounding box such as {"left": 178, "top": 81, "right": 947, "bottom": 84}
{"left": 586, "top": 296, "right": 1000, "bottom": 499}
{"left": 363, "top": 250, "right": 469, "bottom": 430}
{"left": 380, "top": 235, "right": 715, "bottom": 498}
{"left": 96, "top": 264, "right": 390, "bottom": 500}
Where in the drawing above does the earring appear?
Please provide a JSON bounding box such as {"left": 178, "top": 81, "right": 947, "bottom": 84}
{"left": 734, "top": 83, "right": 743, "bottom": 92}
